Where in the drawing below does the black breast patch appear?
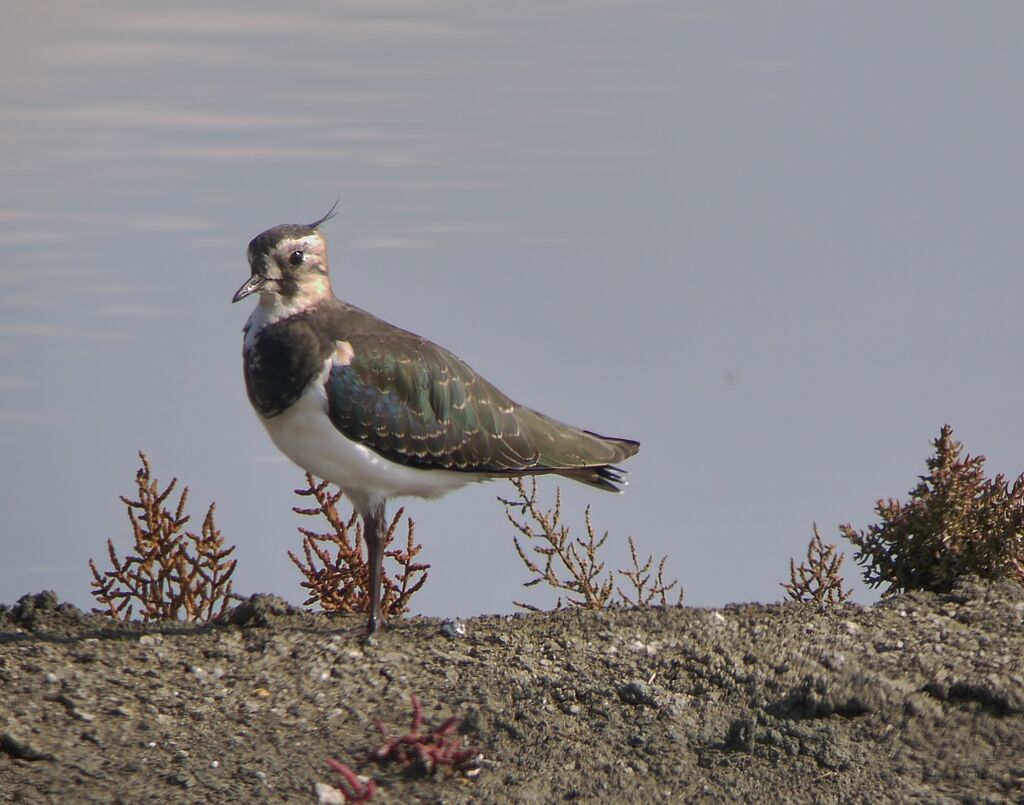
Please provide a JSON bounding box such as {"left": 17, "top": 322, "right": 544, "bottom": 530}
{"left": 243, "top": 317, "right": 325, "bottom": 418}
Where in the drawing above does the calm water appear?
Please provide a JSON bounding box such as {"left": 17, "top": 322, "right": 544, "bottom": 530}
{"left": 3, "top": 2, "right": 1023, "bottom": 615}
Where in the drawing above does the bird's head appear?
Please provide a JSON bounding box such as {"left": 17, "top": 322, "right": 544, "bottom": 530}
{"left": 232, "top": 202, "right": 339, "bottom": 312}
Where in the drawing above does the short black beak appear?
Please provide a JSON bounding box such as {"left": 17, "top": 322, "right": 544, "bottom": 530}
{"left": 232, "top": 274, "right": 265, "bottom": 303}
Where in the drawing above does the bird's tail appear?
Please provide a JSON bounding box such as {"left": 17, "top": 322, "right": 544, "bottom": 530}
{"left": 554, "top": 463, "right": 631, "bottom": 493}
{"left": 553, "top": 432, "right": 639, "bottom": 492}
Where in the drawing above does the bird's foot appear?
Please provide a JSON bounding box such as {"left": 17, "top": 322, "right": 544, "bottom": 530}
{"left": 335, "top": 615, "right": 385, "bottom": 645}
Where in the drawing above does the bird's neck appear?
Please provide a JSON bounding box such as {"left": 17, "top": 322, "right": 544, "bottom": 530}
{"left": 257, "top": 275, "right": 335, "bottom": 322}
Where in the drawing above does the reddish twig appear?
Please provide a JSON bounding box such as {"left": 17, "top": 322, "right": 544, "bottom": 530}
{"left": 289, "top": 473, "right": 429, "bottom": 615}
{"left": 782, "top": 524, "right": 852, "bottom": 606}
{"left": 89, "top": 452, "right": 239, "bottom": 622}
{"left": 370, "top": 694, "right": 479, "bottom": 775}
{"left": 325, "top": 757, "right": 377, "bottom": 802}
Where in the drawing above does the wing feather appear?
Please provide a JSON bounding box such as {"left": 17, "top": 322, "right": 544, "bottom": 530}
{"left": 308, "top": 302, "right": 638, "bottom": 477}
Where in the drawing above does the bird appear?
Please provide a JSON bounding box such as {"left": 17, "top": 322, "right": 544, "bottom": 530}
{"left": 232, "top": 205, "right": 639, "bottom": 635}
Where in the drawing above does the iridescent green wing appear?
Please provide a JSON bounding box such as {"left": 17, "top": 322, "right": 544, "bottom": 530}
{"left": 322, "top": 310, "right": 636, "bottom": 478}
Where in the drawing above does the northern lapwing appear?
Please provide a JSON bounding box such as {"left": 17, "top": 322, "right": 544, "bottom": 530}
{"left": 232, "top": 206, "right": 639, "bottom": 635}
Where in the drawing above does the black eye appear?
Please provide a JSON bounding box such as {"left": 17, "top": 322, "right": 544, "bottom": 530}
{"left": 289, "top": 250, "right": 304, "bottom": 266}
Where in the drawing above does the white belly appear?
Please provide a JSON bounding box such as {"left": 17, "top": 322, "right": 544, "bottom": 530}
{"left": 259, "top": 380, "right": 482, "bottom": 515}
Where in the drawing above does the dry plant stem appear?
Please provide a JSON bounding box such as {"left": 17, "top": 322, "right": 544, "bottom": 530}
{"left": 382, "top": 517, "right": 429, "bottom": 613}
{"left": 501, "top": 478, "right": 683, "bottom": 611}
{"left": 617, "top": 536, "right": 684, "bottom": 607}
{"left": 89, "top": 452, "right": 238, "bottom": 622}
{"left": 781, "top": 524, "right": 852, "bottom": 606}
{"left": 288, "top": 473, "right": 428, "bottom": 616}
{"left": 500, "top": 478, "right": 613, "bottom": 610}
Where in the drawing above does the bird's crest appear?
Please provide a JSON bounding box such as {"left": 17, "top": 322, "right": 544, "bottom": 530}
{"left": 308, "top": 198, "right": 340, "bottom": 230}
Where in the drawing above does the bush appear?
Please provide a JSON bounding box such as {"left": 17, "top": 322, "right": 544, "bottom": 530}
{"left": 500, "top": 478, "right": 682, "bottom": 610}
{"left": 288, "top": 473, "right": 428, "bottom": 616}
{"left": 89, "top": 453, "right": 238, "bottom": 622}
{"left": 841, "top": 425, "right": 1024, "bottom": 596}
{"left": 782, "top": 524, "right": 852, "bottom": 606}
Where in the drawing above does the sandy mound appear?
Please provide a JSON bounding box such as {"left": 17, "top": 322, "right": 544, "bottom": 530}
{"left": 2, "top": 579, "right": 1022, "bottom": 803}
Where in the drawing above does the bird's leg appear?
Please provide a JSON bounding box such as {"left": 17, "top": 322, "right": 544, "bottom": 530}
{"left": 364, "top": 501, "right": 387, "bottom": 637}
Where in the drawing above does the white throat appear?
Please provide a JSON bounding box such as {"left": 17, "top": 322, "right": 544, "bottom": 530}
{"left": 242, "top": 277, "right": 332, "bottom": 350}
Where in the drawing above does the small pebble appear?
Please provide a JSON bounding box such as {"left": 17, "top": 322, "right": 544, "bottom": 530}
{"left": 441, "top": 619, "right": 468, "bottom": 638}
{"left": 316, "top": 782, "right": 346, "bottom": 805}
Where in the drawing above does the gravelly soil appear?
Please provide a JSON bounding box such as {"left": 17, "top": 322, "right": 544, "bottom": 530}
{"left": 1, "top": 579, "right": 1022, "bottom": 804}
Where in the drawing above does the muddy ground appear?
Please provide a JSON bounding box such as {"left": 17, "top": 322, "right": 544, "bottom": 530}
{"left": 1, "top": 579, "right": 1022, "bottom": 803}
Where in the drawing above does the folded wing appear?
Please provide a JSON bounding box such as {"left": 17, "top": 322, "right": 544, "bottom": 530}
{"left": 322, "top": 315, "right": 638, "bottom": 490}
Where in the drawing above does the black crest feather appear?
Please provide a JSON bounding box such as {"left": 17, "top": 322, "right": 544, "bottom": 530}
{"left": 308, "top": 198, "right": 340, "bottom": 229}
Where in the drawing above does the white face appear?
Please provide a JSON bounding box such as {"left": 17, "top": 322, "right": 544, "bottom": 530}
{"left": 251, "top": 231, "right": 326, "bottom": 282}
{"left": 248, "top": 230, "right": 333, "bottom": 312}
